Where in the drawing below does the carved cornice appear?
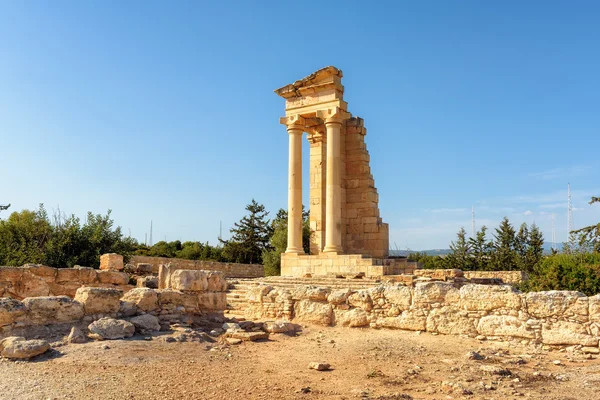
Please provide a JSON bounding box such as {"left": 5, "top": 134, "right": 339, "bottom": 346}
{"left": 280, "top": 115, "right": 306, "bottom": 131}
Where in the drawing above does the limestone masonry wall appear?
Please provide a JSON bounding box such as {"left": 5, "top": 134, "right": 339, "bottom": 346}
{"left": 0, "top": 265, "right": 133, "bottom": 300}
{"left": 0, "top": 270, "right": 228, "bottom": 338}
{"left": 129, "top": 256, "right": 264, "bottom": 278}
{"left": 463, "top": 271, "right": 528, "bottom": 285}
{"left": 245, "top": 282, "right": 600, "bottom": 348}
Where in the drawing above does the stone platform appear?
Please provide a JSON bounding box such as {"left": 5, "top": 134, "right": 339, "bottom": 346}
{"left": 281, "top": 253, "right": 418, "bottom": 278}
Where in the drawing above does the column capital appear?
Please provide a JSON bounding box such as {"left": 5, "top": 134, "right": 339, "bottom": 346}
{"left": 280, "top": 114, "right": 306, "bottom": 130}
{"left": 316, "top": 107, "right": 351, "bottom": 125}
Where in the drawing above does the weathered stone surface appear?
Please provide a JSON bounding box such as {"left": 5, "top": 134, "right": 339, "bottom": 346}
{"left": 228, "top": 331, "right": 269, "bottom": 341}
{"left": 119, "top": 301, "right": 137, "bottom": 317}
{"left": 413, "top": 282, "right": 459, "bottom": 306}
{"left": 263, "top": 320, "right": 296, "bottom": 333}
{"left": 23, "top": 296, "right": 84, "bottom": 325}
{"left": 477, "top": 315, "right": 535, "bottom": 339}
{"left": 383, "top": 285, "right": 412, "bottom": 310}
{"left": 121, "top": 288, "right": 158, "bottom": 312}
{"left": 459, "top": 284, "right": 522, "bottom": 311}
{"left": 308, "top": 362, "right": 330, "bottom": 371}
{"left": 347, "top": 290, "right": 373, "bottom": 312}
{"left": 526, "top": 291, "right": 588, "bottom": 320}
{"left": 198, "top": 292, "right": 226, "bottom": 311}
{"left": 12, "top": 273, "right": 50, "bottom": 298}
{"left": 294, "top": 300, "right": 333, "bottom": 326}
{"left": 541, "top": 321, "right": 598, "bottom": 346}
{"left": 96, "top": 270, "right": 129, "bottom": 286}
{"left": 137, "top": 276, "right": 158, "bottom": 289}
{"left": 334, "top": 308, "right": 369, "bottom": 327}
{"left": 67, "top": 327, "right": 87, "bottom": 344}
{"left": 74, "top": 287, "right": 123, "bottom": 315}
{"left": 0, "top": 298, "right": 26, "bottom": 327}
{"left": 25, "top": 265, "right": 56, "bottom": 281}
{"left": 88, "top": 318, "right": 135, "bottom": 340}
{"left": 129, "top": 314, "right": 160, "bottom": 333}
{"left": 170, "top": 270, "right": 208, "bottom": 292}
{"left": 379, "top": 310, "right": 427, "bottom": 331}
{"left": 293, "top": 286, "right": 330, "bottom": 302}
{"left": 55, "top": 268, "right": 80, "bottom": 283}
{"left": 327, "top": 288, "right": 353, "bottom": 305}
{"left": 589, "top": 294, "right": 600, "bottom": 323}
{"left": 206, "top": 271, "right": 228, "bottom": 292}
{"left": 246, "top": 285, "right": 273, "bottom": 303}
{"left": 76, "top": 267, "right": 97, "bottom": 284}
{"left": 426, "top": 306, "right": 477, "bottom": 335}
{"left": 0, "top": 336, "right": 50, "bottom": 359}
{"left": 100, "top": 253, "right": 124, "bottom": 271}
{"left": 156, "top": 289, "right": 198, "bottom": 309}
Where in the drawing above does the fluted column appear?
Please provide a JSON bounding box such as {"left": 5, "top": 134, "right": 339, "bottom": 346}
{"left": 286, "top": 123, "right": 305, "bottom": 254}
{"left": 322, "top": 117, "right": 343, "bottom": 253}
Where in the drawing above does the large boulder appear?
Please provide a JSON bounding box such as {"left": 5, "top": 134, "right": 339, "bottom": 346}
{"left": 292, "top": 286, "right": 330, "bottom": 302}
{"left": 383, "top": 285, "right": 412, "bottom": 310}
{"left": 88, "top": 318, "right": 135, "bottom": 340}
{"left": 121, "top": 288, "right": 158, "bottom": 312}
{"left": 0, "top": 298, "right": 26, "bottom": 327}
{"left": 426, "top": 306, "right": 477, "bottom": 336}
{"left": 156, "top": 289, "right": 198, "bottom": 309}
{"left": 293, "top": 300, "right": 333, "bottom": 326}
{"left": 541, "top": 320, "right": 598, "bottom": 346}
{"left": 378, "top": 310, "right": 427, "bottom": 331}
{"left": 170, "top": 270, "right": 208, "bottom": 292}
{"left": 23, "top": 296, "right": 84, "bottom": 325}
{"left": 459, "top": 284, "right": 522, "bottom": 311}
{"left": 246, "top": 285, "right": 273, "bottom": 303}
{"left": 137, "top": 276, "right": 159, "bottom": 289}
{"left": 476, "top": 315, "right": 535, "bottom": 339}
{"left": 74, "top": 287, "right": 123, "bottom": 315}
{"left": 198, "top": 292, "right": 226, "bottom": 311}
{"left": 129, "top": 314, "right": 160, "bottom": 333}
{"left": 327, "top": 288, "right": 353, "bottom": 305}
{"left": 0, "top": 336, "right": 50, "bottom": 359}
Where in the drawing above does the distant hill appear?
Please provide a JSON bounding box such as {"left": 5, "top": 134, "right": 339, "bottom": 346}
{"left": 390, "top": 242, "right": 564, "bottom": 258}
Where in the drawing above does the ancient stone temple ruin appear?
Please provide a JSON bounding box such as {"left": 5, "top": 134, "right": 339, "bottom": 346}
{"left": 275, "top": 66, "right": 417, "bottom": 277}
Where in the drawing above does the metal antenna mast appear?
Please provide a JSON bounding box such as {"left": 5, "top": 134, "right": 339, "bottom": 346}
{"left": 551, "top": 213, "right": 556, "bottom": 250}
{"left": 568, "top": 183, "right": 573, "bottom": 236}
{"left": 471, "top": 206, "right": 475, "bottom": 237}
{"left": 149, "top": 220, "right": 153, "bottom": 247}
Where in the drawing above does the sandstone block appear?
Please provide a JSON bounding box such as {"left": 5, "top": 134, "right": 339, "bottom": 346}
{"left": 55, "top": 268, "right": 80, "bottom": 283}
{"left": 334, "top": 308, "right": 369, "bottom": 327}
{"left": 24, "top": 264, "right": 56, "bottom": 281}
{"left": 247, "top": 285, "right": 273, "bottom": 303}
{"left": 121, "top": 288, "right": 158, "bottom": 312}
{"left": 327, "top": 288, "right": 353, "bottom": 305}
{"left": 459, "top": 284, "right": 522, "bottom": 311}
{"left": 88, "top": 318, "right": 135, "bottom": 340}
{"left": 100, "top": 253, "right": 124, "bottom": 271}
{"left": 378, "top": 310, "right": 427, "bottom": 331}
{"left": 263, "top": 321, "right": 296, "bottom": 333}
{"left": 413, "top": 282, "right": 459, "bottom": 306}
{"left": 294, "top": 300, "right": 333, "bottom": 326}
{"left": 206, "top": 271, "right": 228, "bottom": 292}
{"left": 12, "top": 273, "right": 50, "bottom": 298}
{"left": 383, "top": 285, "right": 412, "bottom": 310}
{"left": 0, "top": 336, "right": 50, "bottom": 359}
{"left": 76, "top": 267, "right": 98, "bottom": 284}
{"left": 74, "top": 287, "right": 123, "bottom": 315}
{"left": 347, "top": 290, "right": 373, "bottom": 312}
{"left": 67, "top": 327, "right": 87, "bottom": 344}
{"left": 293, "top": 286, "right": 330, "bottom": 302}
{"left": 198, "top": 292, "right": 226, "bottom": 311}
{"left": 477, "top": 315, "right": 535, "bottom": 339}
{"left": 96, "top": 270, "right": 129, "bottom": 286}
{"left": 156, "top": 289, "right": 198, "bottom": 309}
{"left": 137, "top": 276, "right": 158, "bottom": 289}
{"left": 541, "top": 320, "right": 598, "bottom": 346}
{"left": 589, "top": 294, "right": 600, "bottom": 323}
{"left": 170, "top": 270, "right": 208, "bottom": 292}
{"left": 129, "top": 314, "right": 161, "bottom": 333}
{"left": 0, "top": 267, "right": 24, "bottom": 283}
{"left": 426, "top": 306, "right": 477, "bottom": 336}
{"left": 526, "top": 291, "right": 588, "bottom": 320}
{"left": 23, "top": 296, "right": 84, "bottom": 325}
{"left": 0, "top": 298, "right": 26, "bottom": 327}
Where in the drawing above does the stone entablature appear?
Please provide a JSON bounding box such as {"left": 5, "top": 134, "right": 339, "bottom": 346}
{"left": 275, "top": 66, "right": 389, "bottom": 259}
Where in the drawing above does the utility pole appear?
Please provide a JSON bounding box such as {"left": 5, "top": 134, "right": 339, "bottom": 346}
{"left": 149, "top": 220, "right": 153, "bottom": 247}
{"left": 567, "top": 183, "right": 574, "bottom": 235}
{"left": 551, "top": 213, "right": 556, "bottom": 250}
{"left": 471, "top": 206, "right": 475, "bottom": 238}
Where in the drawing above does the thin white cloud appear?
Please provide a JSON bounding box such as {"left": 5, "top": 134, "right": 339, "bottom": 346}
{"left": 529, "top": 165, "right": 591, "bottom": 181}
{"left": 430, "top": 208, "right": 468, "bottom": 214}
{"left": 524, "top": 210, "right": 533, "bottom": 216}
{"left": 539, "top": 202, "right": 565, "bottom": 209}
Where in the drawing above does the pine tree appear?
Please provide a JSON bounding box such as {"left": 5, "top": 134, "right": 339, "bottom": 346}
{"left": 491, "top": 217, "right": 517, "bottom": 270}
{"left": 446, "top": 227, "right": 471, "bottom": 270}
{"left": 221, "top": 199, "right": 272, "bottom": 264}
{"left": 572, "top": 196, "right": 600, "bottom": 253}
{"left": 525, "top": 223, "right": 544, "bottom": 273}
{"left": 514, "top": 223, "right": 529, "bottom": 271}
{"left": 468, "top": 226, "right": 492, "bottom": 270}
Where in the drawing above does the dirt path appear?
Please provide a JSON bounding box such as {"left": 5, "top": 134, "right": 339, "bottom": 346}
{"left": 1, "top": 325, "right": 599, "bottom": 399}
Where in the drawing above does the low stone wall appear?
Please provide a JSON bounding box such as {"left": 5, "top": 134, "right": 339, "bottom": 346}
{"left": 130, "top": 255, "right": 264, "bottom": 278}
{"left": 245, "top": 282, "right": 600, "bottom": 348}
{"left": 0, "top": 265, "right": 133, "bottom": 300}
{"left": 463, "top": 270, "right": 528, "bottom": 285}
{"left": 0, "top": 270, "right": 228, "bottom": 338}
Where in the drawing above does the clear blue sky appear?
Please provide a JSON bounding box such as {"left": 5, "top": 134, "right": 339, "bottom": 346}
{"left": 1, "top": 1, "right": 599, "bottom": 250}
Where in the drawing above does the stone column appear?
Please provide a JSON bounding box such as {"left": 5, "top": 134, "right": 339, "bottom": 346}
{"left": 286, "top": 123, "right": 305, "bottom": 254}
{"left": 323, "top": 117, "right": 343, "bottom": 253}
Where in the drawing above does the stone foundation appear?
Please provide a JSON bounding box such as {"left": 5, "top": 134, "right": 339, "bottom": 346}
{"left": 0, "top": 265, "right": 133, "bottom": 299}
{"left": 280, "top": 253, "right": 418, "bottom": 278}
{"left": 244, "top": 281, "right": 600, "bottom": 348}
{"left": 129, "top": 255, "right": 264, "bottom": 277}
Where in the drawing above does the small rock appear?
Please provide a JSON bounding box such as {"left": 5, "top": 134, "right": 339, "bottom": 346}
{"left": 466, "top": 351, "right": 484, "bottom": 361}
{"left": 552, "top": 360, "right": 562, "bottom": 365}
{"left": 226, "top": 338, "right": 243, "bottom": 345}
{"left": 0, "top": 337, "right": 50, "bottom": 360}
{"left": 308, "top": 362, "right": 330, "bottom": 371}
{"left": 581, "top": 347, "right": 600, "bottom": 354}
{"left": 67, "top": 327, "right": 87, "bottom": 344}
{"left": 88, "top": 318, "right": 135, "bottom": 340}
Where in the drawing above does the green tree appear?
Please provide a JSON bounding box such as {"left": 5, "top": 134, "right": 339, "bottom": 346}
{"left": 572, "top": 196, "right": 600, "bottom": 253}
{"left": 0, "top": 205, "right": 52, "bottom": 266}
{"left": 468, "top": 226, "right": 492, "bottom": 270}
{"left": 445, "top": 227, "right": 471, "bottom": 269}
{"left": 514, "top": 223, "right": 529, "bottom": 271}
{"left": 221, "top": 199, "right": 272, "bottom": 264}
{"left": 524, "top": 223, "right": 544, "bottom": 273}
{"left": 491, "top": 217, "right": 517, "bottom": 270}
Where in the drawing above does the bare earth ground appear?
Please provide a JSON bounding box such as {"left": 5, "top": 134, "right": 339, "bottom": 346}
{"left": 1, "top": 325, "right": 600, "bottom": 400}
